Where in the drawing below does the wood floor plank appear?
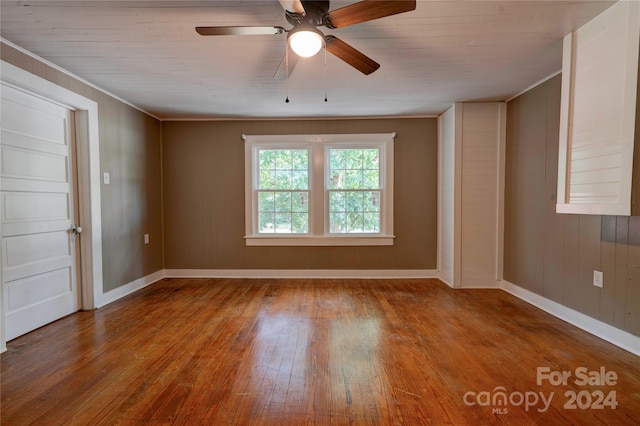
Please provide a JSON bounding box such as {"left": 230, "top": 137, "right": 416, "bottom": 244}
{"left": 2, "top": 278, "right": 639, "bottom": 425}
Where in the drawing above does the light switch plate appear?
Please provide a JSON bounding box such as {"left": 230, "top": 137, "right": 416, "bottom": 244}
{"left": 103, "top": 172, "right": 110, "bottom": 185}
{"left": 144, "top": 234, "right": 149, "bottom": 245}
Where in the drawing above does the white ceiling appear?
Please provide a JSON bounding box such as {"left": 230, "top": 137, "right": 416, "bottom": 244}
{"left": 0, "top": 0, "right": 615, "bottom": 120}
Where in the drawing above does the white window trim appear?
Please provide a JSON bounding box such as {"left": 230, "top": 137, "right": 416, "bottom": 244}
{"left": 243, "top": 133, "right": 395, "bottom": 246}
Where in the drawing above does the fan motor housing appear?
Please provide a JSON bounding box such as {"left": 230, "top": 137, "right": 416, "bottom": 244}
{"left": 286, "top": 0, "right": 330, "bottom": 26}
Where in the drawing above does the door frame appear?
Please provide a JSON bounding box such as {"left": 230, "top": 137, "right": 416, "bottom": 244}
{"left": 0, "top": 60, "right": 104, "bottom": 352}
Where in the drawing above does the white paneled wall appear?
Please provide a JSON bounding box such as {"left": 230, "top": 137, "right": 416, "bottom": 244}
{"left": 437, "top": 105, "right": 458, "bottom": 287}
{"left": 557, "top": 0, "right": 640, "bottom": 215}
{"left": 438, "top": 103, "right": 506, "bottom": 288}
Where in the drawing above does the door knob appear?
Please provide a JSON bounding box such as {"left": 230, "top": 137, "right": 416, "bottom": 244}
{"left": 71, "top": 223, "right": 83, "bottom": 242}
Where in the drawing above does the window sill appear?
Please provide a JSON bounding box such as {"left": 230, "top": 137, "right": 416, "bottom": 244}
{"left": 244, "top": 235, "right": 395, "bottom": 246}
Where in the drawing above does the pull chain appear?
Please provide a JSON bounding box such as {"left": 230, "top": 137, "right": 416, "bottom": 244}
{"left": 324, "top": 43, "right": 328, "bottom": 102}
{"left": 285, "top": 45, "right": 290, "bottom": 103}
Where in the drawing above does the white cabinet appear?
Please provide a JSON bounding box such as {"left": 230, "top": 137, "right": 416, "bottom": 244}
{"left": 438, "top": 102, "right": 506, "bottom": 288}
{"left": 557, "top": 1, "right": 640, "bottom": 215}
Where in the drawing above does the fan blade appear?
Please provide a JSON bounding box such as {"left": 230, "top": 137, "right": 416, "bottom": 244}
{"left": 274, "top": 47, "right": 300, "bottom": 79}
{"left": 278, "top": 0, "right": 306, "bottom": 14}
{"left": 327, "top": 0, "right": 416, "bottom": 28}
{"left": 325, "top": 35, "right": 380, "bottom": 75}
{"left": 196, "top": 26, "right": 285, "bottom": 36}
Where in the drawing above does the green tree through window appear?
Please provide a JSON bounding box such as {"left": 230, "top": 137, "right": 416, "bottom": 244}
{"left": 244, "top": 133, "right": 394, "bottom": 246}
{"left": 329, "top": 148, "right": 381, "bottom": 233}
{"left": 258, "top": 149, "right": 309, "bottom": 233}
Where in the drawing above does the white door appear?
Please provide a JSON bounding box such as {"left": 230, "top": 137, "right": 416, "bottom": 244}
{"left": 1, "top": 84, "right": 80, "bottom": 341}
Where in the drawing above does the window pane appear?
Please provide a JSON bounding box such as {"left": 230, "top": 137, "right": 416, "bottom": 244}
{"left": 329, "top": 190, "right": 380, "bottom": 234}
{"left": 259, "top": 169, "right": 276, "bottom": 190}
{"left": 363, "top": 213, "right": 380, "bottom": 233}
{"left": 275, "top": 170, "right": 292, "bottom": 189}
{"left": 259, "top": 149, "right": 308, "bottom": 190}
{"left": 259, "top": 212, "right": 275, "bottom": 233}
{"left": 292, "top": 192, "right": 309, "bottom": 212}
{"left": 292, "top": 171, "right": 308, "bottom": 190}
{"left": 258, "top": 192, "right": 275, "bottom": 212}
{"left": 363, "top": 149, "right": 379, "bottom": 169}
{"left": 259, "top": 150, "right": 276, "bottom": 170}
{"left": 330, "top": 149, "right": 343, "bottom": 170}
{"left": 330, "top": 212, "right": 347, "bottom": 233}
{"left": 292, "top": 150, "right": 308, "bottom": 170}
{"left": 275, "top": 150, "right": 292, "bottom": 169}
{"left": 363, "top": 169, "right": 380, "bottom": 189}
{"left": 347, "top": 212, "right": 364, "bottom": 232}
{"left": 364, "top": 191, "right": 381, "bottom": 212}
{"left": 291, "top": 213, "right": 308, "bottom": 233}
{"left": 344, "top": 149, "right": 363, "bottom": 169}
{"left": 329, "top": 191, "right": 346, "bottom": 212}
{"left": 275, "top": 213, "right": 292, "bottom": 233}
{"left": 344, "top": 170, "right": 362, "bottom": 189}
{"left": 346, "top": 191, "right": 364, "bottom": 212}
{"left": 274, "top": 192, "right": 291, "bottom": 212}
{"left": 329, "top": 148, "right": 380, "bottom": 190}
{"left": 258, "top": 190, "right": 308, "bottom": 234}
{"left": 329, "top": 170, "right": 343, "bottom": 190}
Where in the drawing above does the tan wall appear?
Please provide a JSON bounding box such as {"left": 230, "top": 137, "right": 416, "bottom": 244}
{"left": 162, "top": 118, "right": 437, "bottom": 270}
{"left": 504, "top": 74, "right": 640, "bottom": 337}
{"left": 1, "top": 42, "right": 164, "bottom": 292}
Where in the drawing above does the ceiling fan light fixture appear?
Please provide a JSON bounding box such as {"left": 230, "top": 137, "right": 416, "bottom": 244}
{"left": 288, "top": 28, "right": 324, "bottom": 58}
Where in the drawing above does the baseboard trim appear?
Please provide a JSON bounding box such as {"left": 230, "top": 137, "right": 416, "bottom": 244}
{"left": 501, "top": 280, "right": 640, "bottom": 356}
{"left": 438, "top": 276, "right": 455, "bottom": 288}
{"left": 456, "top": 283, "right": 501, "bottom": 289}
{"left": 164, "top": 269, "right": 439, "bottom": 279}
{"left": 95, "top": 270, "right": 165, "bottom": 308}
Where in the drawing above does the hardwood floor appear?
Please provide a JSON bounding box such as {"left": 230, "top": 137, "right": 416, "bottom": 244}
{"left": 2, "top": 278, "right": 639, "bottom": 425}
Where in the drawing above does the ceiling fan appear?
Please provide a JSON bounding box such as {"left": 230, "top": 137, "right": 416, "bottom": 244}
{"left": 196, "top": 0, "right": 417, "bottom": 79}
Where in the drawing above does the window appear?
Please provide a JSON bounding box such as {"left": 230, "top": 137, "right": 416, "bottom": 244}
{"left": 328, "top": 148, "right": 381, "bottom": 233}
{"left": 244, "top": 133, "right": 395, "bottom": 246}
{"left": 257, "top": 149, "right": 309, "bottom": 233}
